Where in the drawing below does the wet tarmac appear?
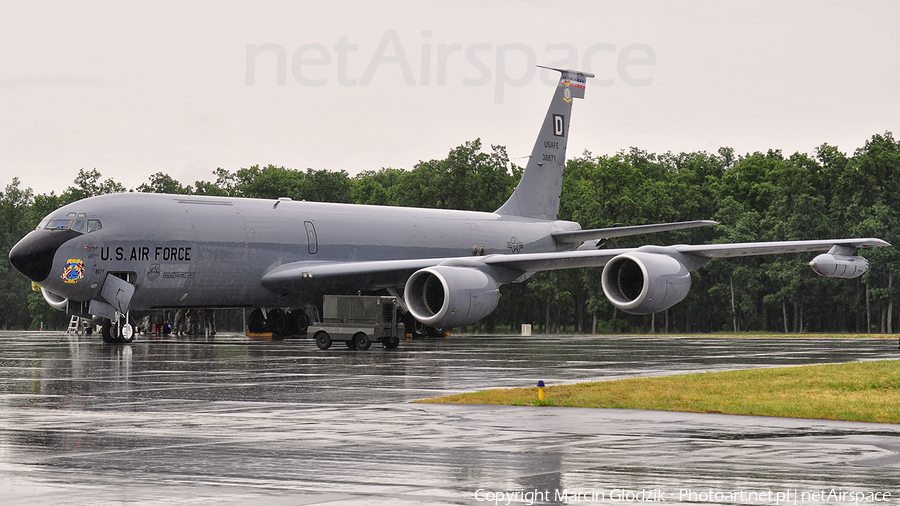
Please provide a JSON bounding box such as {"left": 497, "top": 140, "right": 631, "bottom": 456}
{"left": 1, "top": 331, "right": 899, "bottom": 505}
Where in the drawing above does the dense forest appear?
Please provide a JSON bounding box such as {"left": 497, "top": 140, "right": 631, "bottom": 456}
{"left": 2, "top": 132, "right": 898, "bottom": 334}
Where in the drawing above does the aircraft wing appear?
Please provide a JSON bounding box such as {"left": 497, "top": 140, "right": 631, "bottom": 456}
{"left": 483, "top": 238, "right": 889, "bottom": 272}
{"left": 262, "top": 238, "right": 890, "bottom": 293}
{"left": 261, "top": 257, "right": 458, "bottom": 292}
{"left": 552, "top": 220, "right": 717, "bottom": 245}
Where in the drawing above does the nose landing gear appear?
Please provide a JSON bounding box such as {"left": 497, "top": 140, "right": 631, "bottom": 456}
{"left": 101, "top": 313, "right": 134, "bottom": 344}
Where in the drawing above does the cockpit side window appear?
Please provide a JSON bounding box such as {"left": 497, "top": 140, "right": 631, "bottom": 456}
{"left": 71, "top": 220, "right": 85, "bottom": 233}
{"left": 87, "top": 219, "right": 102, "bottom": 233}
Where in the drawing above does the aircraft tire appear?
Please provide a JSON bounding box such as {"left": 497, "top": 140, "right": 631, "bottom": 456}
{"left": 314, "top": 331, "right": 332, "bottom": 350}
{"left": 268, "top": 309, "right": 287, "bottom": 335}
{"left": 101, "top": 320, "right": 118, "bottom": 344}
{"left": 353, "top": 332, "right": 371, "bottom": 351}
{"left": 118, "top": 323, "right": 135, "bottom": 344}
{"left": 248, "top": 308, "right": 266, "bottom": 333}
{"left": 291, "top": 310, "right": 309, "bottom": 335}
{"left": 402, "top": 313, "right": 428, "bottom": 338}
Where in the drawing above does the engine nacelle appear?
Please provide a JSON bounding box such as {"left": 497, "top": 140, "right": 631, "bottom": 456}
{"left": 809, "top": 254, "right": 868, "bottom": 279}
{"left": 41, "top": 286, "right": 69, "bottom": 311}
{"left": 601, "top": 252, "right": 691, "bottom": 315}
{"left": 404, "top": 266, "right": 500, "bottom": 328}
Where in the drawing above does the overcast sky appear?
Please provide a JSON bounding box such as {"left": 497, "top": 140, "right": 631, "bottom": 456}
{"left": 2, "top": 1, "right": 898, "bottom": 196}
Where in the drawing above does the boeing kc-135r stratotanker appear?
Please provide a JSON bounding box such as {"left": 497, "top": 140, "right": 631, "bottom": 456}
{"left": 8, "top": 66, "right": 890, "bottom": 345}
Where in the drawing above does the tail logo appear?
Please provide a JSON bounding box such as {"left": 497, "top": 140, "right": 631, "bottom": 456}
{"left": 562, "top": 78, "right": 573, "bottom": 103}
{"left": 553, "top": 115, "right": 565, "bottom": 137}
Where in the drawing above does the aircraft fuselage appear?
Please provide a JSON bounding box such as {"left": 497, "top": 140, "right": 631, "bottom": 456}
{"left": 16, "top": 192, "right": 580, "bottom": 311}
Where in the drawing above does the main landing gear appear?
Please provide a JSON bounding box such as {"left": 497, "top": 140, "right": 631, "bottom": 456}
{"left": 247, "top": 308, "right": 311, "bottom": 337}
{"left": 401, "top": 312, "right": 445, "bottom": 338}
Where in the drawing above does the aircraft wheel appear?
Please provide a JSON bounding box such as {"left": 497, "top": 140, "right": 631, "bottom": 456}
{"left": 268, "top": 309, "right": 287, "bottom": 335}
{"left": 101, "top": 320, "right": 117, "bottom": 343}
{"left": 118, "top": 323, "right": 135, "bottom": 344}
{"left": 383, "top": 337, "right": 400, "bottom": 349}
{"left": 248, "top": 308, "right": 266, "bottom": 333}
{"left": 353, "top": 332, "right": 371, "bottom": 351}
{"left": 292, "top": 310, "right": 309, "bottom": 335}
{"left": 314, "top": 331, "right": 332, "bottom": 350}
{"left": 102, "top": 318, "right": 134, "bottom": 344}
{"left": 402, "top": 313, "right": 428, "bottom": 338}
{"left": 426, "top": 326, "right": 445, "bottom": 338}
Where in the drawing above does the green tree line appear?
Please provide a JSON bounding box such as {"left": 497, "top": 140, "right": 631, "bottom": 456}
{"left": 2, "top": 134, "right": 898, "bottom": 333}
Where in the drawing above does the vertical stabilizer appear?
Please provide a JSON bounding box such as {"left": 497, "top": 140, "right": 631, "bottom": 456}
{"left": 495, "top": 66, "right": 594, "bottom": 220}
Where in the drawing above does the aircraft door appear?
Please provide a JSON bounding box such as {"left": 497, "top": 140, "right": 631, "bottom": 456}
{"left": 304, "top": 221, "right": 318, "bottom": 255}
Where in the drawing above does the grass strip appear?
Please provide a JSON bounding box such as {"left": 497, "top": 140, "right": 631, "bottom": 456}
{"left": 416, "top": 360, "right": 900, "bottom": 424}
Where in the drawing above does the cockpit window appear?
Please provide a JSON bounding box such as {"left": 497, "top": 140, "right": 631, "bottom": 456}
{"left": 44, "top": 219, "right": 74, "bottom": 230}
{"left": 36, "top": 216, "right": 102, "bottom": 233}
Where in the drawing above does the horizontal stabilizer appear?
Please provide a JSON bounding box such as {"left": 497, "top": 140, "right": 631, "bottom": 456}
{"left": 537, "top": 65, "right": 595, "bottom": 100}
{"left": 554, "top": 220, "right": 718, "bottom": 245}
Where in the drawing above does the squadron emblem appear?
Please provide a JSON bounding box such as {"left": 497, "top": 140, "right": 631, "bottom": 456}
{"left": 62, "top": 259, "right": 85, "bottom": 284}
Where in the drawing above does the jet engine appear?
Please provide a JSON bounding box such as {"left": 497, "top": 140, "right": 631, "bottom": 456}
{"left": 404, "top": 266, "right": 500, "bottom": 328}
{"left": 809, "top": 254, "right": 868, "bottom": 279}
{"left": 601, "top": 252, "right": 691, "bottom": 315}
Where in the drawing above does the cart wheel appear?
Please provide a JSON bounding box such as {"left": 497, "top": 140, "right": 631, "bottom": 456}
{"left": 314, "top": 331, "right": 332, "bottom": 350}
{"left": 345, "top": 339, "right": 357, "bottom": 350}
{"left": 383, "top": 337, "right": 400, "bottom": 350}
{"left": 353, "top": 332, "right": 371, "bottom": 351}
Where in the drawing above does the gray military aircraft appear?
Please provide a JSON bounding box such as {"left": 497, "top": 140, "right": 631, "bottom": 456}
{"left": 9, "top": 66, "right": 890, "bottom": 344}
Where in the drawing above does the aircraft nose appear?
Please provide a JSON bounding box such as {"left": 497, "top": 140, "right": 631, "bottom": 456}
{"left": 8, "top": 229, "right": 81, "bottom": 282}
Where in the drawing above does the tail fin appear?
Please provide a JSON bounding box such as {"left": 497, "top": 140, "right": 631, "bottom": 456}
{"left": 495, "top": 66, "right": 594, "bottom": 220}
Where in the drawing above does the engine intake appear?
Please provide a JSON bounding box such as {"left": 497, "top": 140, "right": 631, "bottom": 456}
{"left": 601, "top": 252, "right": 691, "bottom": 315}
{"left": 40, "top": 286, "right": 69, "bottom": 311}
{"left": 404, "top": 266, "right": 500, "bottom": 328}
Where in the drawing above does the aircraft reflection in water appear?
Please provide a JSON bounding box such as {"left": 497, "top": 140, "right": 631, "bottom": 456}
{"left": 8, "top": 66, "right": 889, "bottom": 344}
